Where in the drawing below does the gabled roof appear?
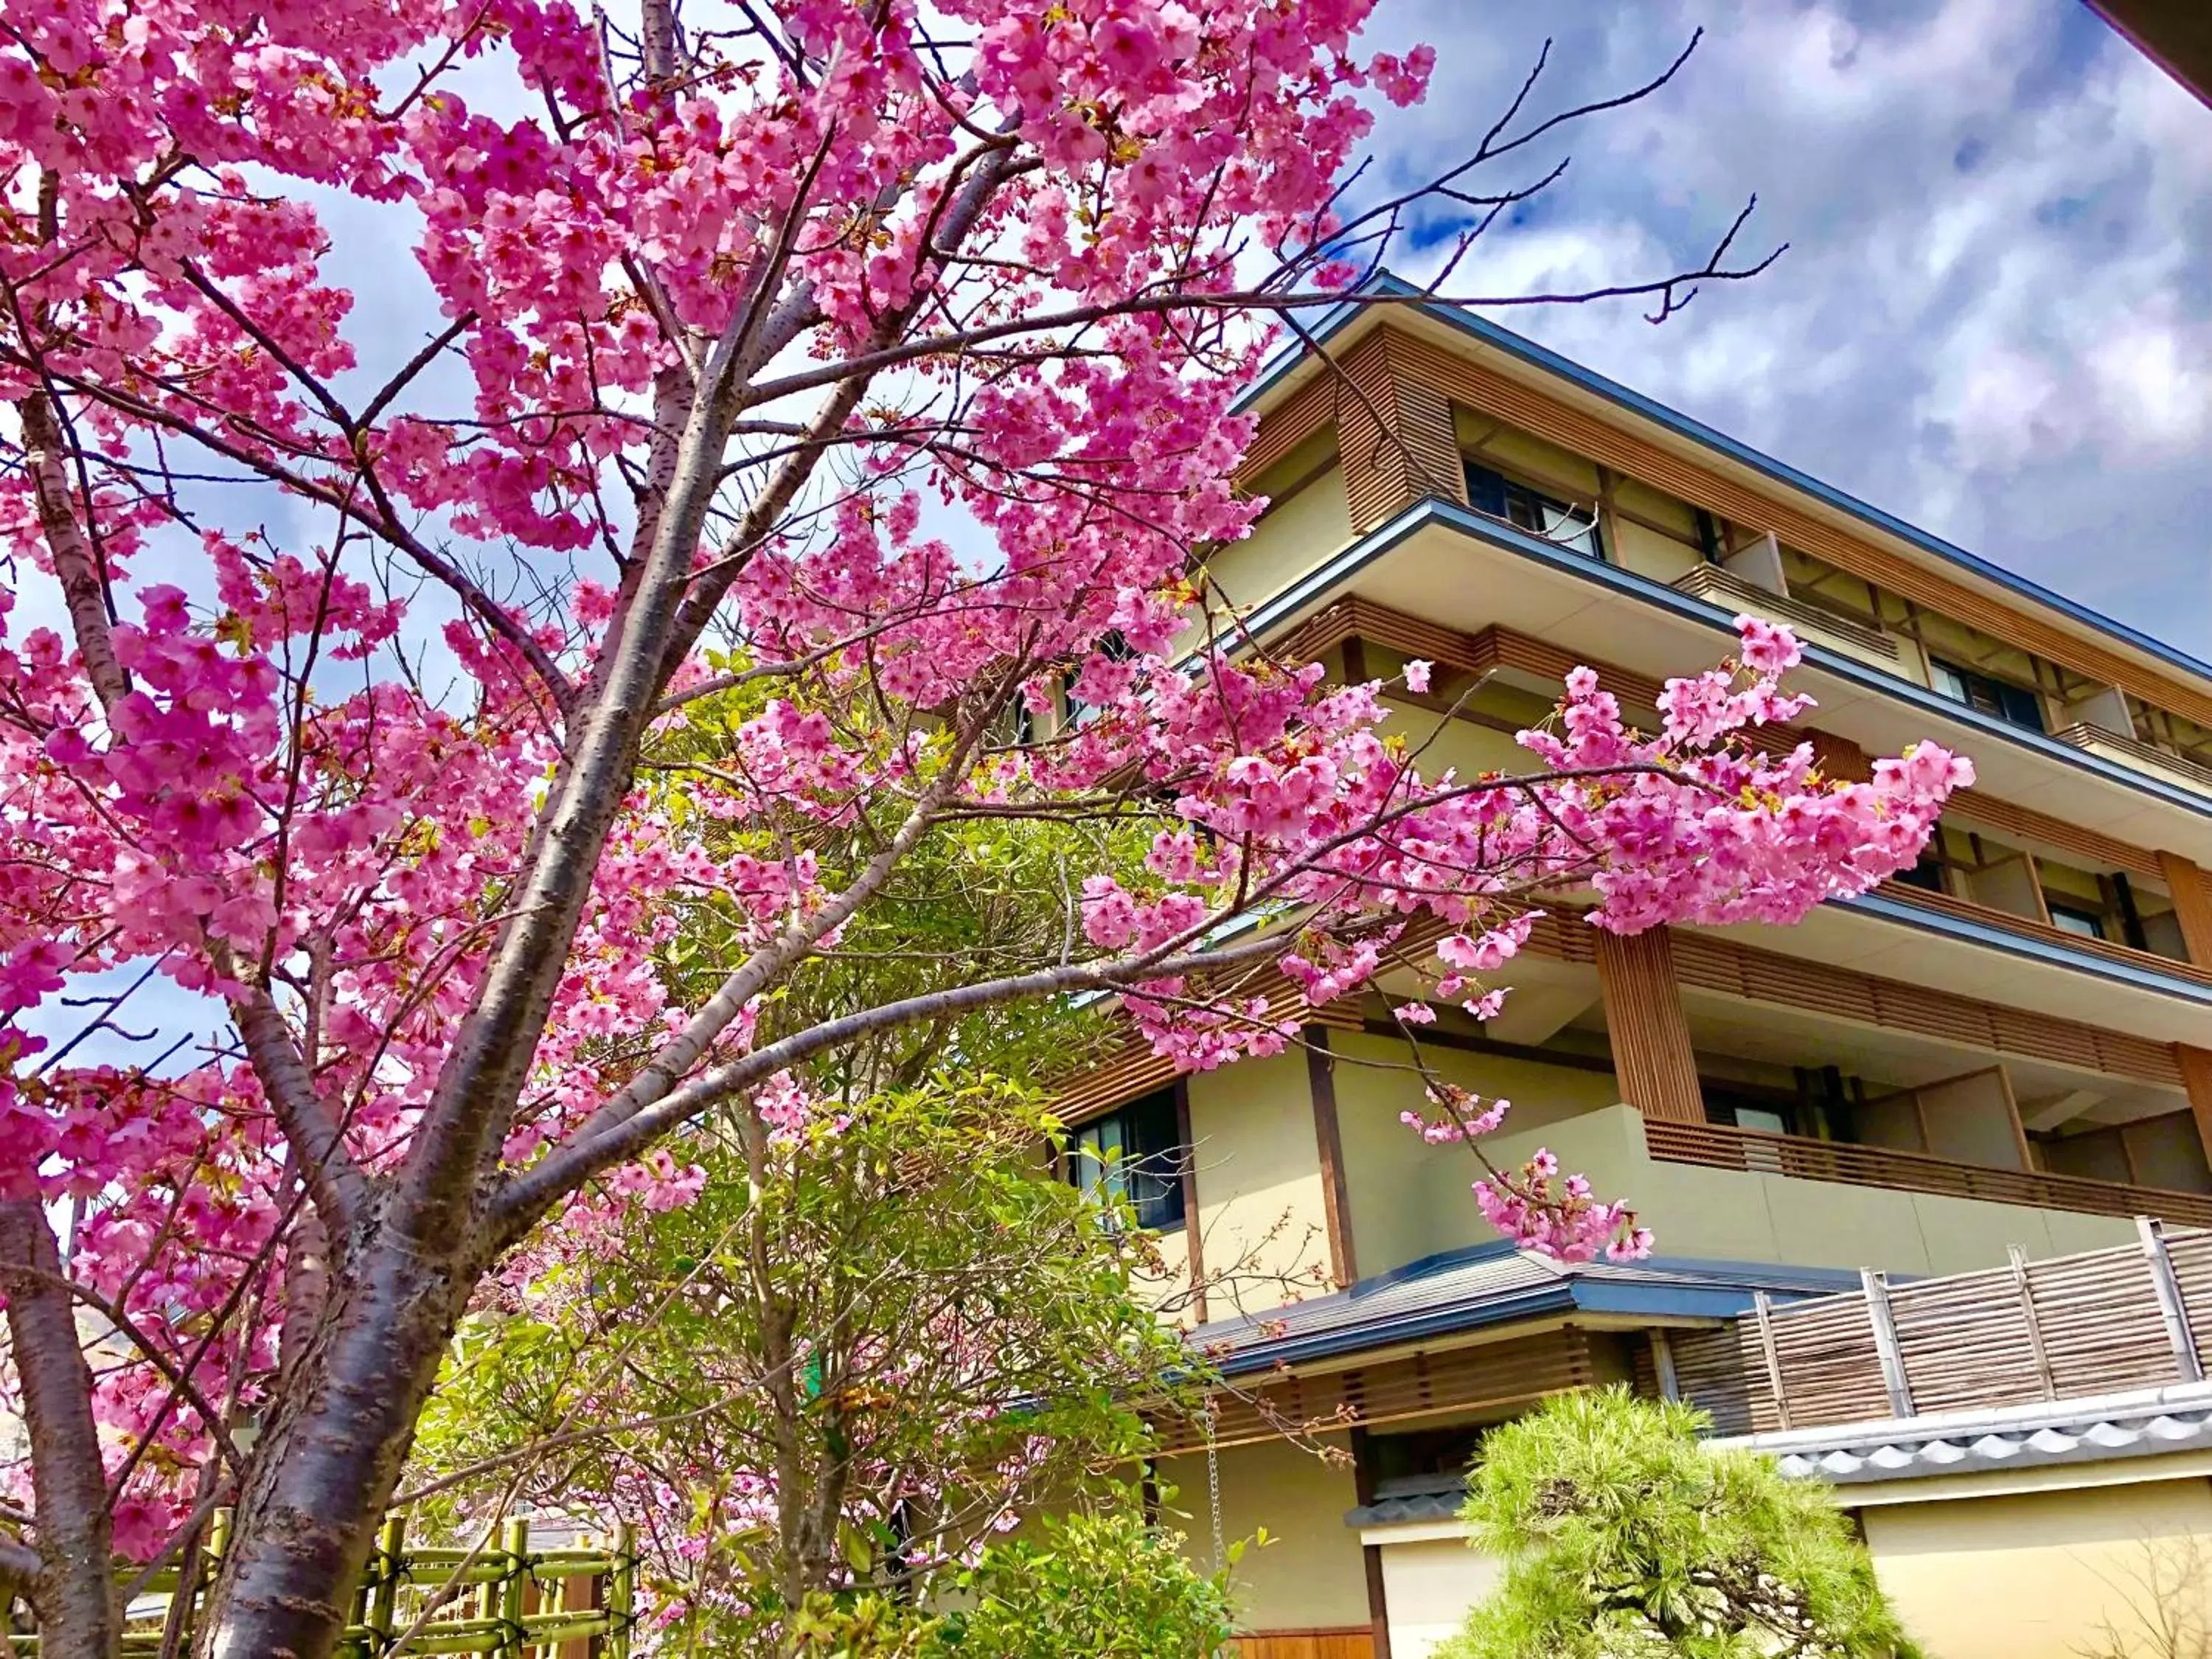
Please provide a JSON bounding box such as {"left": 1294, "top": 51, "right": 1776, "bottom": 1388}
{"left": 1237, "top": 271, "right": 2212, "bottom": 693}
{"left": 1190, "top": 1239, "right": 1860, "bottom": 1377}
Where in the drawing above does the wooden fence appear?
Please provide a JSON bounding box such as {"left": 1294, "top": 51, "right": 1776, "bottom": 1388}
{"left": 8, "top": 1516, "right": 636, "bottom": 1657}
{"left": 1651, "top": 1220, "right": 2212, "bottom": 1435}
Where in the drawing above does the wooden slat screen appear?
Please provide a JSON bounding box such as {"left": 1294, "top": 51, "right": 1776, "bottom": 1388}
{"left": 1158, "top": 1330, "right": 1594, "bottom": 1455}
{"left": 2159, "top": 852, "right": 2212, "bottom": 967}
{"left": 1672, "top": 564, "right": 1899, "bottom": 659}
{"left": 1335, "top": 332, "right": 1413, "bottom": 534}
{"left": 1887, "top": 1270, "right": 2050, "bottom": 1415}
{"left": 1594, "top": 926, "right": 1704, "bottom": 1124}
{"left": 1644, "top": 1118, "right": 2212, "bottom": 1230}
{"left": 1237, "top": 374, "right": 1337, "bottom": 485}
{"left": 1664, "top": 930, "right": 2185, "bottom": 1090}
{"left": 1380, "top": 327, "right": 2212, "bottom": 730}
{"left": 2057, "top": 723, "right": 2212, "bottom": 793}
{"left": 1666, "top": 1225, "right": 2212, "bottom": 1435}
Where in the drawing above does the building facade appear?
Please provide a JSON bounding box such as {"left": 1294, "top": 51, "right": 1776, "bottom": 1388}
{"left": 1053, "top": 279, "right": 2212, "bottom": 1659}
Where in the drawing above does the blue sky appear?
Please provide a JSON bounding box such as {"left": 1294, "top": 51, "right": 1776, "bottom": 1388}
{"left": 1350, "top": 0, "right": 2212, "bottom": 658}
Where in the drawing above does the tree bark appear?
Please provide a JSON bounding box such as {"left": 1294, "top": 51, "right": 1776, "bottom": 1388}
{"left": 190, "top": 1234, "right": 463, "bottom": 1659}
{"left": 0, "top": 1197, "right": 121, "bottom": 1659}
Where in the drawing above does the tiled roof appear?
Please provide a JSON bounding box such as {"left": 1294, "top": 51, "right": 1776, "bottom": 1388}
{"left": 1344, "top": 1485, "right": 1470, "bottom": 1528}
{"left": 1722, "top": 1380, "right": 2212, "bottom": 1485}
{"left": 1189, "top": 1242, "right": 1859, "bottom": 1377}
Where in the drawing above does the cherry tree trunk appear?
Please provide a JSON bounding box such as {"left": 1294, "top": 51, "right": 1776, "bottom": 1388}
{"left": 192, "top": 1236, "right": 473, "bottom": 1659}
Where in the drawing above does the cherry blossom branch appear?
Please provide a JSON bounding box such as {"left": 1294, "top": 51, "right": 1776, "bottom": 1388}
{"left": 225, "top": 970, "right": 372, "bottom": 1231}
{"left": 552, "top": 681, "right": 1010, "bottom": 1157}
{"left": 16, "top": 392, "right": 130, "bottom": 712}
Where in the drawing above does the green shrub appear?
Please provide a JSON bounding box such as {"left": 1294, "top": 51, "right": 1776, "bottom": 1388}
{"left": 1440, "top": 1388, "right": 1919, "bottom": 1659}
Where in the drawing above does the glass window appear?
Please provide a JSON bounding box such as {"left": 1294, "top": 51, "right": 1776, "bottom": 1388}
{"left": 1892, "top": 851, "right": 1948, "bottom": 894}
{"left": 1464, "top": 461, "right": 1603, "bottom": 560}
{"left": 2046, "top": 902, "right": 2107, "bottom": 942}
{"left": 1703, "top": 1086, "right": 1795, "bottom": 1138}
{"left": 1068, "top": 1089, "right": 1186, "bottom": 1230}
{"left": 1929, "top": 658, "right": 2045, "bottom": 733}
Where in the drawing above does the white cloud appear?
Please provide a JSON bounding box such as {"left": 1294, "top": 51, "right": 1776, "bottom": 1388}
{"left": 1352, "top": 0, "right": 2212, "bottom": 656}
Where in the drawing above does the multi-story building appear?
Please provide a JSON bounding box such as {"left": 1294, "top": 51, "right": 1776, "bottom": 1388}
{"left": 1051, "top": 277, "right": 2212, "bottom": 1659}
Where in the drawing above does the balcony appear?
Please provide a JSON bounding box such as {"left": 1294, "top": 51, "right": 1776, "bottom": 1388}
{"left": 1873, "top": 876, "right": 2212, "bottom": 991}
{"left": 1669, "top": 564, "right": 1899, "bottom": 664}
{"left": 2053, "top": 720, "right": 2212, "bottom": 799}
{"left": 1644, "top": 1116, "right": 2212, "bottom": 1232}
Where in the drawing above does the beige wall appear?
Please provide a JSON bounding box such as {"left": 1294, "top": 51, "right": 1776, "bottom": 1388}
{"left": 1461, "top": 1105, "right": 2134, "bottom": 1276}
{"left": 1159, "top": 1436, "right": 1371, "bottom": 1634}
{"left": 1610, "top": 517, "right": 1703, "bottom": 585}
{"left": 1863, "top": 1478, "right": 2212, "bottom": 1659}
{"left": 1186, "top": 465, "right": 1352, "bottom": 646}
{"left": 1371, "top": 1531, "right": 1502, "bottom": 1658}
{"left": 1378, "top": 708, "right": 1531, "bottom": 785}
{"left": 1188, "top": 1051, "right": 1335, "bottom": 1310}
{"left": 1332, "top": 1032, "right": 1618, "bottom": 1279}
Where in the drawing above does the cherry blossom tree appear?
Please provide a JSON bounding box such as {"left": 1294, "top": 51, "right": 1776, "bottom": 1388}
{"left": 0, "top": 0, "right": 1971, "bottom": 1654}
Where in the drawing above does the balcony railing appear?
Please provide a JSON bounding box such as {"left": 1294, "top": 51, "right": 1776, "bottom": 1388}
{"left": 1876, "top": 877, "right": 2212, "bottom": 986}
{"left": 1644, "top": 1117, "right": 2212, "bottom": 1231}
{"left": 1669, "top": 565, "right": 1899, "bottom": 660}
{"left": 2053, "top": 720, "right": 2212, "bottom": 794}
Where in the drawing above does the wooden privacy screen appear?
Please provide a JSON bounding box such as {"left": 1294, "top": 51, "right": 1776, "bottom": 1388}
{"left": 1594, "top": 928, "right": 1704, "bottom": 1126}
{"left": 1156, "top": 1329, "right": 1594, "bottom": 1455}
{"left": 1649, "top": 1225, "right": 2212, "bottom": 1435}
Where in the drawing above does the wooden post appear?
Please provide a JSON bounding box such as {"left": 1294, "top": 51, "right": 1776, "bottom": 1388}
{"left": 1649, "top": 1329, "right": 1682, "bottom": 1403}
{"left": 1594, "top": 926, "right": 1705, "bottom": 1125}
{"left": 1594, "top": 465, "right": 1622, "bottom": 565}
{"left": 1860, "top": 1270, "right": 1914, "bottom": 1419}
{"left": 1349, "top": 1430, "right": 1394, "bottom": 1659}
{"left": 1171, "top": 1079, "right": 1209, "bottom": 1325}
{"left": 2008, "top": 1245, "right": 2058, "bottom": 1401}
{"left": 2157, "top": 851, "right": 2212, "bottom": 967}
{"left": 1752, "top": 1293, "right": 1792, "bottom": 1432}
{"left": 2138, "top": 1217, "right": 2203, "bottom": 1383}
{"left": 1304, "top": 1029, "right": 1358, "bottom": 1288}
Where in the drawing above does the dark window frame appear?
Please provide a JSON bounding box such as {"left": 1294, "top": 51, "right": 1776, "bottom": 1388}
{"left": 1462, "top": 459, "right": 1604, "bottom": 561}
{"left": 2044, "top": 900, "right": 2110, "bottom": 942}
{"left": 1929, "top": 657, "right": 2045, "bottom": 733}
{"left": 1066, "top": 1088, "right": 1187, "bottom": 1231}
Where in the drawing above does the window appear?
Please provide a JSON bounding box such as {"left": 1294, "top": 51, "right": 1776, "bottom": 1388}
{"left": 1929, "top": 658, "right": 2045, "bottom": 733}
{"left": 2045, "top": 901, "right": 2108, "bottom": 942}
{"left": 1062, "top": 630, "right": 1135, "bottom": 729}
{"left": 1067, "top": 1088, "right": 1186, "bottom": 1230}
{"left": 1464, "top": 461, "right": 1603, "bottom": 560}
{"left": 1704, "top": 1085, "right": 1796, "bottom": 1138}
{"left": 1892, "top": 850, "right": 1948, "bottom": 894}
